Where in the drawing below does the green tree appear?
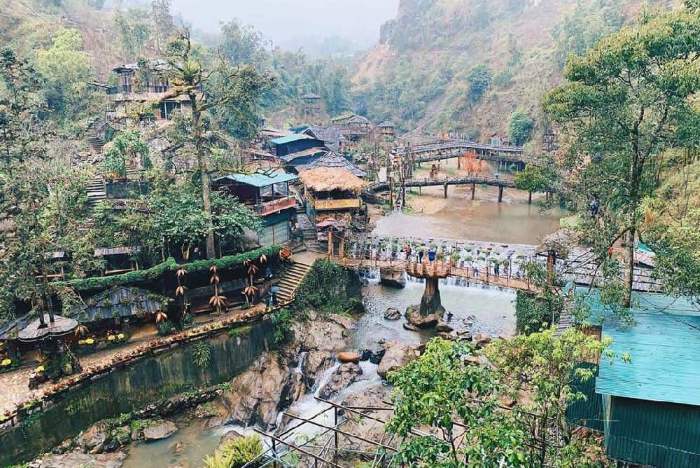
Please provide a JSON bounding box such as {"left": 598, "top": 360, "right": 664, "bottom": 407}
{"left": 642, "top": 155, "right": 700, "bottom": 301}
{"left": 543, "top": 5, "right": 700, "bottom": 307}
{"left": 486, "top": 328, "right": 611, "bottom": 467}
{"left": 387, "top": 338, "right": 531, "bottom": 467}
{"left": 102, "top": 130, "right": 151, "bottom": 180}
{"left": 151, "top": 0, "right": 175, "bottom": 53}
{"left": 514, "top": 164, "right": 553, "bottom": 204}
{"left": 508, "top": 110, "right": 534, "bottom": 146}
{"left": 35, "top": 28, "right": 94, "bottom": 122}
{"left": 163, "top": 32, "right": 271, "bottom": 258}
{"left": 466, "top": 64, "right": 491, "bottom": 104}
{"left": 148, "top": 180, "right": 261, "bottom": 260}
{"left": 115, "top": 8, "right": 151, "bottom": 57}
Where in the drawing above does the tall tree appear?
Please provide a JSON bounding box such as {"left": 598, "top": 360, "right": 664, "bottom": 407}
{"left": 543, "top": 4, "right": 700, "bottom": 307}
{"left": 163, "top": 32, "right": 271, "bottom": 258}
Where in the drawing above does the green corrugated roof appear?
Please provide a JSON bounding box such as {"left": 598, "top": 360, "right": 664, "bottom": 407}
{"left": 215, "top": 172, "right": 298, "bottom": 188}
{"left": 270, "top": 134, "right": 312, "bottom": 145}
{"left": 594, "top": 292, "right": 700, "bottom": 406}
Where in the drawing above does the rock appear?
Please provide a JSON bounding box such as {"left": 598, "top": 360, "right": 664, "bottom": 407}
{"left": 473, "top": 333, "right": 492, "bottom": 348}
{"left": 360, "top": 345, "right": 385, "bottom": 365}
{"left": 337, "top": 384, "right": 393, "bottom": 454}
{"left": 402, "top": 322, "right": 420, "bottom": 331}
{"left": 217, "top": 430, "right": 244, "bottom": 450}
{"left": 318, "top": 363, "right": 363, "bottom": 399}
{"left": 383, "top": 307, "right": 401, "bottom": 321}
{"left": 435, "top": 322, "right": 454, "bottom": 333}
{"left": 328, "top": 314, "right": 356, "bottom": 330}
{"left": 36, "top": 449, "right": 127, "bottom": 468}
{"left": 143, "top": 420, "right": 178, "bottom": 441}
{"left": 377, "top": 341, "right": 417, "bottom": 379}
{"left": 302, "top": 351, "right": 335, "bottom": 388}
{"left": 171, "top": 441, "right": 185, "bottom": 455}
{"left": 337, "top": 351, "right": 361, "bottom": 364}
{"left": 222, "top": 353, "right": 298, "bottom": 430}
{"left": 51, "top": 439, "right": 75, "bottom": 455}
{"left": 76, "top": 421, "right": 110, "bottom": 454}
{"left": 405, "top": 305, "right": 441, "bottom": 329}
{"left": 380, "top": 267, "right": 406, "bottom": 289}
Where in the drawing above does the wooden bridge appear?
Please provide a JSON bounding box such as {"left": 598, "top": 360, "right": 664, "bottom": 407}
{"left": 368, "top": 175, "right": 516, "bottom": 201}
{"left": 330, "top": 256, "right": 539, "bottom": 293}
{"left": 394, "top": 139, "right": 526, "bottom": 166}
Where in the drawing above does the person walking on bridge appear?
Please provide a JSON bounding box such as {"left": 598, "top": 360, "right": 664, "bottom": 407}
{"left": 418, "top": 249, "right": 425, "bottom": 264}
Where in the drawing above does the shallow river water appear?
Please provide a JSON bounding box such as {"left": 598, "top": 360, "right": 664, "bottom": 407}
{"left": 373, "top": 185, "right": 565, "bottom": 245}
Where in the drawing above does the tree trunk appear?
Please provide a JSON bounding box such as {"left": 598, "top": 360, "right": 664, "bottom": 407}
{"left": 191, "top": 95, "right": 216, "bottom": 259}
{"left": 624, "top": 226, "right": 635, "bottom": 308}
{"left": 528, "top": 191, "right": 532, "bottom": 204}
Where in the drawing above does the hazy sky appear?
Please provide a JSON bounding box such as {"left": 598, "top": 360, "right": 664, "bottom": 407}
{"left": 170, "top": 0, "right": 400, "bottom": 52}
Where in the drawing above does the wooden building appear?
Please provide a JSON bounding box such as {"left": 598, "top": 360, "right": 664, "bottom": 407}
{"left": 213, "top": 171, "right": 299, "bottom": 246}
{"left": 569, "top": 291, "right": 700, "bottom": 466}
{"left": 298, "top": 167, "right": 365, "bottom": 223}
{"left": 110, "top": 60, "right": 190, "bottom": 120}
{"left": 268, "top": 134, "right": 325, "bottom": 157}
{"left": 330, "top": 113, "right": 373, "bottom": 142}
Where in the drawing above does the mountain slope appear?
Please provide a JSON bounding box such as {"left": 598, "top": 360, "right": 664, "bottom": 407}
{"left": 352, "top": 0, "right": 676, "bottom": 141}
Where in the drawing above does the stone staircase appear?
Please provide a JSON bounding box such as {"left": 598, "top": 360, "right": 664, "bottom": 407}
{"left": 86, "top": 177, "right": 107, "bottom": 207}
{"left": 276, "top": 261, "right": 313, "bottom": 304}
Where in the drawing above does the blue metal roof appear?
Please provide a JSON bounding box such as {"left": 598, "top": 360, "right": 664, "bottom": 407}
{"left": 594, "top": 292, "right": 700, "bottom": 406}
{"left": 269, "top": 134, "right": 312, "bottom": 145}
{"left": 215, "top": 172, "right": 298, "bottom": 188}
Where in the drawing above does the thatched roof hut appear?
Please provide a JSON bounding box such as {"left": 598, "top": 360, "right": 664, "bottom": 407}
{"left": 536, "top": 229, "right": 577, "bottom": 258}
{"left": 299, "top": 167, "right": 366, "bottom": 193}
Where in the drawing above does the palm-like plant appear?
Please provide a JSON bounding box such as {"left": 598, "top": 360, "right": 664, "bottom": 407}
{"left": 155, "top": 311, "right": 168, "bottom": 323}
{"left": 74, "top": 324, "right": 89, "bottom": 338}
{"left": 209, "top": 265, "right": 224, "bottom": 313}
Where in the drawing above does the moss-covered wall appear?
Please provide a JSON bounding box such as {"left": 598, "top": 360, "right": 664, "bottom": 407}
{"left": 292, "top": 259, "right": 363, "bottom": 315}
{"left": 0, "top": 321, "right": 272, "bottom": 466}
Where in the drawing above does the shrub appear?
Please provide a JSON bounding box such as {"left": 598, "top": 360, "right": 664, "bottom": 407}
{"left": 203, "top": 434, "right": 263, "bottom": 468}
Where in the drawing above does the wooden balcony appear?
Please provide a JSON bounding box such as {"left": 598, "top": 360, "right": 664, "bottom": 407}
{"left": 256, "top": 196, "right": 297, "bottom": 216}
{"left": 313, "top": 198, "right": 361, "bottom": 211}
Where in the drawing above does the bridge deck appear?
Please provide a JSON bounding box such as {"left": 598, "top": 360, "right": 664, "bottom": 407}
{"left": 368, "top": 175, "right": 515, "bottom": 193}
{"left": 330, "top": 257, "right": 538, "bottom": 293}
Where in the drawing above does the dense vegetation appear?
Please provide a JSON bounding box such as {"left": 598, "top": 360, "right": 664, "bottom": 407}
{"left": 353, "top": 0, "right": 671, "bottom": 138}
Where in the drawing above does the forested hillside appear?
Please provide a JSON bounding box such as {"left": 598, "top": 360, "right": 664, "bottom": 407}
{"left": 352, "top": 0, "right": 677, "bottom": 140}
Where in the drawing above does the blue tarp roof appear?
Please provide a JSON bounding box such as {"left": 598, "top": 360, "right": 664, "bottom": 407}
{"left": 269, "top": 134, "right": 312, "bottom": 145}
{"left": 215, "top": 172, "right": 298, "bottom": 188}
{"left": 594, "top": 292, "right": 700, "bottom": 406}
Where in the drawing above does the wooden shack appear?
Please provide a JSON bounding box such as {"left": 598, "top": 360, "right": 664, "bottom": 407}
{"left": 298, "top": 167, "right": 365, "bottom": 222}
{"left": 213, "top": 171, "right": 299, "bottom": 246}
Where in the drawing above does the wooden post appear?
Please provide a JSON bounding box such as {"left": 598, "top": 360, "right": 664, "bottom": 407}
{"left": 334, "top": 406, "right": 339, "bottom": 463}
{"left": 471, "top": 182, "right": 476, "bottom": 200}
{"left": 498, "top": 186, "right": 504, "bottom": 203}
{"left": 339, "top": 235, "right": 345, "bottom": 259}
{"left": 328, "top": 230, "right": 333, "bottom": 257}
{"left": 443, "top": 183, "right": 448, "bottom": 199}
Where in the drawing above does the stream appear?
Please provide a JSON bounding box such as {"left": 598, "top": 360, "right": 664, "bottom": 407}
{"left": 122, "top": 276, "right": 516, "bottom": 467}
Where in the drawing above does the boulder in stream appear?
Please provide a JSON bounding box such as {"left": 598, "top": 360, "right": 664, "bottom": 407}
{"left": 383, "top": 307, "right": 401, "bottom": 320}
{"left": 405, "top": 305, "right": 442, "bottom": 329}
{"left": 34, "top": 450, "right": 126, "bottom": 468}
{"left": 76, "top": 421, "right": 110, "bottom": 454}
{"left": 318, "top": 363, "right": 363, "bottom": 399}
{"left": 337, "top": 351, "right": 361, "bottom": 363}
{"left": 377, "top": 341, "right": 418, "bottom": 379}
{"left": 142, "top": 420, "right": 178, "bottom": 441}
